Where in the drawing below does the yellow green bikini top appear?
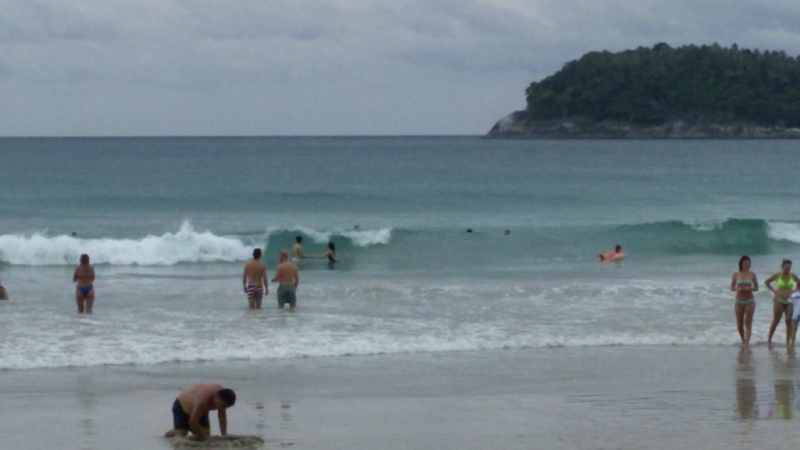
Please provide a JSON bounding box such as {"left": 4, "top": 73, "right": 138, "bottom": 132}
{"left": 776, "top": 274, "right": 796, "bottom": 290}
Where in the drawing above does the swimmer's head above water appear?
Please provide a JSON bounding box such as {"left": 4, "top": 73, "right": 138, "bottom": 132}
{"left": 296, "top": 236, "right": 302, "bottom": 244}
{"left": 253, "top": 248, "right": 262, "bottom": 260}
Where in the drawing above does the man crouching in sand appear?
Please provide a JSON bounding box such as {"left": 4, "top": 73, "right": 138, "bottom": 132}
{"left": 164, "top": 384, "right": 236, "bottom": 441}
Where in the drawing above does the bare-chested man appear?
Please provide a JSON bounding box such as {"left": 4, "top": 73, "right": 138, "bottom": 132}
{"left": 164, "top": 383, "right": 236, "bottom": 441}
{"left": 73, "top": 254, "right": 95, "bottom": 314}
{"left": 291, "top": 236, "right": 305, "bottom": 261}
{"left": 272, "top": 250, "right": 299, "bottom": 310}
{"left": 242, "top": 248, "right": 268, "bottom": 310}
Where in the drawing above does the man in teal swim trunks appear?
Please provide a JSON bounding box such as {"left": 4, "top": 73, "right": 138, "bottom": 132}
{"left": 272, "top": 250, "right": 299, "bottom": 310}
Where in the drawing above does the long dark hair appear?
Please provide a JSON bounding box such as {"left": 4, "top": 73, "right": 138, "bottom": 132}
{"left": 328, "top": 242, "right": 335, "bottom": 252}
{"left": 738, "top": 255, "right": 750, "bottom": 272}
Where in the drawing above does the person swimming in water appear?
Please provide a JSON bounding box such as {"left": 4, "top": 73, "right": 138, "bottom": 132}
{"left": 73, "top": 254, "right": 95, "bottom": 314}
{"left": 765, "top": 259, "right": 800, "bottom": 345}
{"left": 318, "top": 242, "right": 337, "bottom": 263}
{"left": 598, "top": 245, "right": 625, "bottom": 262}
{"left": 731, "top": 255, "right": 758, "bottom": 345}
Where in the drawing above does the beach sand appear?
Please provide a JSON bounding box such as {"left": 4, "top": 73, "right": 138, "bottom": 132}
{"left": 2, "top": 345, "right": 799, "bottom": 450}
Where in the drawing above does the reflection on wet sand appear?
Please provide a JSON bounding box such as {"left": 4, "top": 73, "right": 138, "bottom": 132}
{"left": 279, "top": 401, "right": 294, "bottom": 448}
{"left": 735, "top": 346, "right": 758, "bottom": 424}
{"left": 769, "top": 347, "right": 796, "bottom": 420}
{"left": 254, "top": 402, "right": 266, "bottom": 430}
{"left": 77, "top": 374, "right": 96, "bottom": 450}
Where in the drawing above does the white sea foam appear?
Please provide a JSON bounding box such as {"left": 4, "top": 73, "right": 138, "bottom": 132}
{"left": 286, "top": 226, "right": 393, "bottom": 247}
{"left": 684, "top": 219, "right": 726, "bottom": 231}
{"left": 0, "top": 221, "right": 250, "bottom": 266}
{"left": 767, "top": 221, "right": 800, "bottom": 244}
{"left": 0, "top": 273, "right": 752, "bottom": 371}
{"left": 0, "top": 325, "right": 744, "bottom": 371}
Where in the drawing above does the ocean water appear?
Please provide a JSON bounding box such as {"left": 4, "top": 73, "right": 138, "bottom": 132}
{"left": 1, "top": 137, "right": 799, "bottom": 371}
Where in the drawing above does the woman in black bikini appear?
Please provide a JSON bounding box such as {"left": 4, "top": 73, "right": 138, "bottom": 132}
{"left": 319, "top": 242, "right": 337, "bottom": 263}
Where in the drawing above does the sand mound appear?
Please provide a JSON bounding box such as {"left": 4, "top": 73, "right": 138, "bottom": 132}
{"left": 168, "top": 435, "right": 265, "bottom": 448}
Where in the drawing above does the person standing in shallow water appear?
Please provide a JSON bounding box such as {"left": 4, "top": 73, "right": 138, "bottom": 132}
{"left": 242, "top": 248, "right": 268, "bottom": 310}
{"left": 319, "top": 242, "right": 337, "bottom": 263}
{"left": 731, "top": 255, "right": 758, "bottom": 345}
{"left": 273, "top": 250, "right": 299, "bottom": 310}
{"left": 765, "top": 259, "right": 800, "bottom": 345}
{"left": 73, "top": 254, "right": 95, "bottom": 314}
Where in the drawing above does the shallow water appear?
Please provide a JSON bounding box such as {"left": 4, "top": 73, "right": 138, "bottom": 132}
{"left": 1, "top": 138, "right": 800, "bottom": 370}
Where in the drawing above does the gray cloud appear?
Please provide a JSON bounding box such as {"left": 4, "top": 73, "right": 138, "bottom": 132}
{"left": 0, "top": 0, "right": 799, "bottom": 136}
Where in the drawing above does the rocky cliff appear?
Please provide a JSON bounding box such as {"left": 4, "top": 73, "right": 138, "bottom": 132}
{"left": 486, "top": 111, "right": 800, "bottom": 139}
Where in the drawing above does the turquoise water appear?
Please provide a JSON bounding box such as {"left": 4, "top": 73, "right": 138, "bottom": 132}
{"left": 0, "top": 137, "right": 799, "bottom": 369}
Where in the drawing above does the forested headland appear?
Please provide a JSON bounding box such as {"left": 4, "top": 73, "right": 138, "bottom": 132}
{"left": 487, "top": 44, "right": 800, "bottom": 139}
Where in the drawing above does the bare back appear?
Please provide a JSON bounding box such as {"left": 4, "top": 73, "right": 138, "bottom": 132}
{"left": 275, "top": 261, "right": 299, "bottom": 286}
{"left": 73, "top": 264, "right": 95, "bottom": 286}
{"left": 292, "top": 243, "right": 304, "bottom": 260}
{"left": 177, "top": 383, "right": 223, "bottom": 415}
{"left": 243, "top": 260, "right": 267, "bottom": 285}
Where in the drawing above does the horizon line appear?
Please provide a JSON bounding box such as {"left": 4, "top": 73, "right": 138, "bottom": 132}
{"left": 0, "top": 134, "right": 483, "bottom": 139}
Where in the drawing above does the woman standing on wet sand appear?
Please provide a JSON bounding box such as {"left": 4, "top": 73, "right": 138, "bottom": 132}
{"left": 73, "top": 254, "right": 95, "bottom": 314}
{"left": 765, "top": 259, "right": 800, "bottom": 345}
{"left": 731, "top": 255, "right": 758, "bottom": 345}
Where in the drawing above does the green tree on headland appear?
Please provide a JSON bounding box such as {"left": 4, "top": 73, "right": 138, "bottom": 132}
{"left": 525, "top": 44, "right": 800, "bottom": 126}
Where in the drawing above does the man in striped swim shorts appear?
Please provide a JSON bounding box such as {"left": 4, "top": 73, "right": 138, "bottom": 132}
{"left": 242, "top": 248, "right": 268, "bottom": 309}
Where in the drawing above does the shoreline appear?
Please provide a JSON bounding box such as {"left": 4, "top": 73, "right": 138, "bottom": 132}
{"left": 5, "top": 345, "right": 800, "bottom": 450}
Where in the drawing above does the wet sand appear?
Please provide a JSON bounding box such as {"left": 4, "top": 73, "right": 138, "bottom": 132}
{"left": 2, "top": 345, "right": 800, "bottom": 450}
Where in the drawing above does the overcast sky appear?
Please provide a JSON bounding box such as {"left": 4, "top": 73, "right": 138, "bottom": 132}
{"left": 1, "top": 0, "right": 799, "bottom": 136}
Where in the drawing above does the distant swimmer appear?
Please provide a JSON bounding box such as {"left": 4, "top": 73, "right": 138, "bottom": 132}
{"left": 731, "top": 255, "right": 758, "bottom": 345}
{"left": 242, "top": 248, "right": 268, "bottom": 310}
{"left": 292, "top": 236, "right": 306, "bottom": 261}
{"left": 319, "top": 242, "right": 337, "bottom": 263}
{"left": 504, "top": 229, "right": 510, "bottom": 236}
{"left": 73, "top": 254, "right": 95, "bottom": 314}
{"left": 598, "top": 245, "right": 625, "bottom": 262}
{"left": 164, "top": 383, "right": 236, "bottom": 441}
{"left": 765, "top": 259, "right": 800, "bottom": 345}
{"left": 466, "top": 229, "right": 473, "bottom": 233}
{"left": 272, "top": 250, "right": 299, "bottom": 310}
{"left": 0, "top": 280, "right": 8, "bottom": 300}
{"left": 71, "top": 231, "right": 77, "bottom": 237}
{"left": 354, "top": 224, "right": 360, "bottom": 230}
